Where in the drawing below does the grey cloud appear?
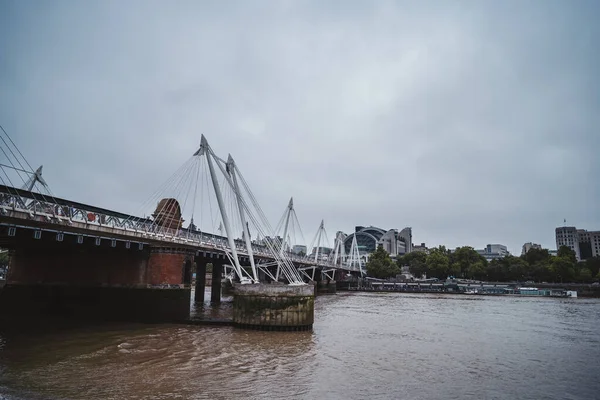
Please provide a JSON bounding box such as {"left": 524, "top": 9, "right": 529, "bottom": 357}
{"left": 1, "top": 0, "right": 599, "bottom": 254}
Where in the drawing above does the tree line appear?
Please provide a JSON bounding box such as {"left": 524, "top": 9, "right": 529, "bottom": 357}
{"left": 366, "top": 245, "right": 600, "bottom": 283}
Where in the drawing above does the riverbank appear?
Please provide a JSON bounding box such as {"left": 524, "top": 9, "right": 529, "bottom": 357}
{"left": 336, "top": 280, "right": 600, "bottom": 297}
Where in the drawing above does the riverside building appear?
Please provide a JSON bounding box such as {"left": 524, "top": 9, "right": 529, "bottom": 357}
{"left": 555, "top": 226, "right": 600, "bottom": 261}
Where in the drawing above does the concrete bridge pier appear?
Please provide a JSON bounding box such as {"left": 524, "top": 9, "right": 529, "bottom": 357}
{"left": 319, "top": 281, "right": 337, "bottom": 294}
{"left": 232, "top": 283, "right": 314, "bottom": 331}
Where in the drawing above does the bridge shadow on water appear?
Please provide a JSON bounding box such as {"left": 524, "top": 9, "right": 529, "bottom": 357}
{"left": 189, "top": 287, "right": 233, "bottom": 322}
{"left": 0, "top": 287, "right": 232, "bottom": 339}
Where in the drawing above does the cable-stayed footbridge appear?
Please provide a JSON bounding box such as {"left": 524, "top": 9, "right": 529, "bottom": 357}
{"left": 0, "top": 129, "right": 363, "bottom": 327}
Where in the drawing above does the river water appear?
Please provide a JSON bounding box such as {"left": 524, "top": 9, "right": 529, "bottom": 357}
{"left": 1, "top": 291, "right": 599, "bottom": 400}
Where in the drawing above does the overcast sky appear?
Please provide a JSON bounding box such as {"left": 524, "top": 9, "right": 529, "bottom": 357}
{"left": 1, "top": 0, "right": 599, "bottom": 254}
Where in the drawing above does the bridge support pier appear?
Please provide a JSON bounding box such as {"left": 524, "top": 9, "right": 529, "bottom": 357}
{"left": 0, "top": 238, "right": 193, "bottom": 324}
{"left": 194, "top": 255, "right": 206, "bottom": 303}
{"left": 317, "top": 281, "right": 337, "bottom": 294}
{"left": 232, "top": 283, "right": 314, "bottom": 331}
{"left": 211, "top": 262, "right": 223, "bottom": 303}
{"left": 316, "top": 270, "right": 337, "bottom": 295}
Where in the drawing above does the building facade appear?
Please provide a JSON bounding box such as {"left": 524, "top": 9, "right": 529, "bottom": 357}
{"left": 412, "top": 243, "right": 429, "bottom": 253}
{"left": 341, "top": 226, "right": 413, "bottom": 258}
{"left": 576, "top": 229, "right": 600, "bottom": 260}
{"left": 476, "top": 244, "right": 509, "bottom": 261}
{"left": 555, "top": 227, "right": 579, "bottom": 260}
{"left": 521, "top": 242, "right": 542, "bottom": 256}
{"left": 555, "top": 226, "right": 600, "bottom": 261}
{"left": 292, "top": 245, "right": 307, "bottom": 255}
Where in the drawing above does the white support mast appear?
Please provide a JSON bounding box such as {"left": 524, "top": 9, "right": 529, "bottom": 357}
{"left": 276, "top": 197, "right": 293, "bottom": 282}
{"left": 200, "top": 136, "right": 245, "bottom": 282}
{"left": 332, "top": 232, "right": 344, "bottom": 266}
{"left": 227, "top": 155, "right": 258, "bottom": 283}
{"left": 22, "top": 165, "right": 48, "bottom": 192}
{"left": 280, "top": 197, "right": 293, "bottom": 255}
{"left": 314, "top": 220, "right": 324, "bottom": 263}
{"left": 348, "top": 234, "right": 364, "bottom": 276}
{"left": 339, "top": 234, "right": 346, "bottom": 265}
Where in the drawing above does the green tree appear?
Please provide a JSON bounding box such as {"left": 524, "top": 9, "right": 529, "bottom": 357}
{"left": 486, "top": 259, "right": 505, "bottom": 281}
{"left": 522, "top": 248, "right": 551, "bottom": 266}
{"left": 529, "top": 261, "right": 553, "bottom": 282}
{"left": 584, "top": 257, "right": 600, "bottom": 278}
{"left": 551, "top": 256, "right": 576, "bottom": 283}
{"left": 437, "top": 245, "right": 449, "bottom": 254}
{"left": 366, "top": 246, "right": 399, "bottom": 279}
{"left": 578, "top": 268, "right": 593, "bottom": 283}
{"left": 466, "top": 260, "right": 487, "bottom": 280}
{"left": 452, "top": 246, "right": 487, "bottom": 279}
{"left": 398, "top": 251, "right": 428, "bottom": 278}
{"left": 557, "top": 245, "right": 577, "bottom": 264}
{"left": 449, "top": 262, "right": 462, "bottom": 278}
{"left": 506, "top": 256, "right": 529, "bottom": 281}
{"left": 426, "top": 249, "right": 450, "bottom": 279}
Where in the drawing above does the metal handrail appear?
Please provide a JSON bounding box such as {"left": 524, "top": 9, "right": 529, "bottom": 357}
{"left": 0, "top": 189, "right": 356, "bottom": 271}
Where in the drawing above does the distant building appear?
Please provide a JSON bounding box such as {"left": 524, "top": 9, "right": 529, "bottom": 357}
{"left": 555, "top": 227, "right": 580, "bottom": 260}
{"left": 292, "top": 245, "right": 307, "bottom": 255}
{"left": 576, "top": 229, "right": 600, "bottom": 260}
{"left": 309, "top": 246, "right": 332, "bottom": 260}
{"left": 555, "top": 226, "right": 600, "bottom": 261}
{"left": 521, "top": 242, "right": 542, "bottom": 256}
{"left": 412, "top": 243, "right": 429, "bottom": 253}
{"left": 256, "top": 235, "right": 289, "bottom": 252}
{"left": 341, "top": 226, "right": 413, "bottom": 258}
{"left": 398, "top": 228, "right": 413, "bottom": 254}
{"left": 476, "top": 244, "right": 509, "bottom": 261}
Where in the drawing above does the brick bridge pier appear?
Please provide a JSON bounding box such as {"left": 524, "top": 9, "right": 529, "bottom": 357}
{"left": 0, "top": 223, "right": 204, "bottom": 323}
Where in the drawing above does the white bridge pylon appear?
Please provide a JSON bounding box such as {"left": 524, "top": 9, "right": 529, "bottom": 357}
{"left": 272, "top": 196, "right": 309, "bottom": 281}
{"left": 196, "top": 135, "right": 305, "bottom": 285}
{"left": 347, "top": 233, "right": 365, "bottom": 276}
{"left": 296, "top": 219, "right": 336, "bottom": 282}
{"left": 328, "top": 227, "right": 364, "bottom": 275}
{"left": 139, "top": 135, "right": 306, "bottom": 285}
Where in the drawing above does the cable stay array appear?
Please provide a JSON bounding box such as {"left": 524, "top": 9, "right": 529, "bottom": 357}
{"left": 273, "top": 198, "right": 308, "bottom": 253}
{"left": 0, "top": 125, "right": 57, "bottom": 211}
{"left": 0, "top": 126, "right": 358, "bottom": 283}
{"left": 331, "top": 231, "right": 346, "bottom": 266}
{"left": 323, "top": 230, "right": 364, "bottom": 275}
{"left": 126, "top": 135, "right": 305, "bottom": 285}
{"left": 270, "top": 197, "right": 313, "bottom": 280}
{"left": 346, "top": 234, "right": 365, "bottom": 276}
{"left": 307, "top": 220, "right": 330, "bottom": 263}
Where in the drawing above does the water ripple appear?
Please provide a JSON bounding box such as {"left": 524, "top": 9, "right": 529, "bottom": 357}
{"left": 1, "top": 294, "right": 600, "bottom": 399}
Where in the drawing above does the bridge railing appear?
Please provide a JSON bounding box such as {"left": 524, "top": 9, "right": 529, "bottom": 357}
{"left": 0, "top": 185, "right": 349, "bottom": 270}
